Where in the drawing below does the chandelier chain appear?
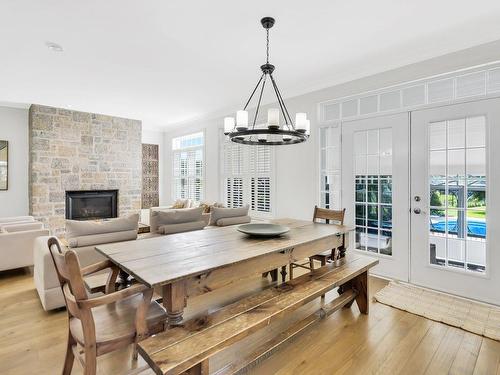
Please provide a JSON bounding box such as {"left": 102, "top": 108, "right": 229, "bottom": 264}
{"left": 266, "top": 29, "right": 270, "bottom": 63}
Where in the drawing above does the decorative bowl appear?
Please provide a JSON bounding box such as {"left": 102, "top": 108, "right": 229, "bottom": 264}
{"left": 237, "top": 223, "right": 290, "bottom": 237}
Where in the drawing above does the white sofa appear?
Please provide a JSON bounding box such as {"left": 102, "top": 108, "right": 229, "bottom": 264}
{"left": 0, "top": 216, "right": 49, "bottom": 271}
{"left": 33, "top": 214, "right": 154, "bottom": 311}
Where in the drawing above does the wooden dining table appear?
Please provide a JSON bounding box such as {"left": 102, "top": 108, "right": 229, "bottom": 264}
{"left": 95, "top": 218, "right": 354, "bottom": 326}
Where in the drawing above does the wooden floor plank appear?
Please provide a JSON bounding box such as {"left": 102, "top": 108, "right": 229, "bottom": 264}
{"left": 331, "top": 312, "right": 420, "bottom": 374}
{"left": 398, "top": 322, "right": 449, "bottom": 375}
{"left": 266, "top": 300, "right": 405, "bottom": 374}
{"left": 374, "top": 315, "right": 433, "bottom": 375}
{"left": 424, "top": 326, "right": 465, "bottom": 374}
{"left": 449, "top": 331, "right": 482, "bottom": 375}
{"left": 473, "top": 338, "right": 500, "bottom": 375}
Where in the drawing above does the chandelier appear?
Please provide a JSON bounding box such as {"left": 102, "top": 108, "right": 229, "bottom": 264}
{"left": 224, "top": 17, "right": 310, "bottom": 145}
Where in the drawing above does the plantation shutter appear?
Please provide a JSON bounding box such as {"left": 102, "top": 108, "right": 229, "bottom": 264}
{"left": 220, "top": 131, "right": 274, "bottom": 215}
{"left": 172, "top": 132, "right": 204, "bottom": 201}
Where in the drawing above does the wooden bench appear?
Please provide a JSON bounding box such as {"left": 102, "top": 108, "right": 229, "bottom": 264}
{"left": 138, "top": 254, "right": 378, "bottom": 375}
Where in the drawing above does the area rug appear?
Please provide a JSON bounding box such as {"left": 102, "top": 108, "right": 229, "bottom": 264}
{"left": 374, "top": 281, "right": 500, "bottom": 341}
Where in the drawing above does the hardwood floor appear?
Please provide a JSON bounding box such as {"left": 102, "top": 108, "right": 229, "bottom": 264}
{"left": 0, "top": 267, "right": 499, "bottom": 375}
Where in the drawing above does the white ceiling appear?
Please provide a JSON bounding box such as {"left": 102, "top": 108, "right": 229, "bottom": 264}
{"left": 2, "top": 1, "right": 500, "bottom": 130}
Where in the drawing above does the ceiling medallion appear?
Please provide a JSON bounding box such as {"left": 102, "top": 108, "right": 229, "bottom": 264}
{"left": 224, "top": 17, "right": 310, "bottom": 145}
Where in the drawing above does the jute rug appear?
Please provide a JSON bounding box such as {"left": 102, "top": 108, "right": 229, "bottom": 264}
{"left": 374, "top": 281, "right": 500, "bottom": 341}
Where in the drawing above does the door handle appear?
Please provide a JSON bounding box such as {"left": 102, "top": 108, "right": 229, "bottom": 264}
{"left": 413, "top": 208, "right": 427, "bottom": 214}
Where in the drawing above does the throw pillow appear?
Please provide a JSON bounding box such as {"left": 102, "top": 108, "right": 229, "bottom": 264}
{"left": 171, "top": 199, "right": 187, "bottom": 209}
{"left": 209, "top": 205, "right": 249, "bottom": 225}
{"left": 198, "top": 201, "right": 225, "bottom": 213}
{"left": 66, "top": 214, "right": 139, "bottom": 238}
{"left": 156, "top": 207, "right": 204, "bottom": 226}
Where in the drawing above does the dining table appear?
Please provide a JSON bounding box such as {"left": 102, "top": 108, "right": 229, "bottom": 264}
{"left": 95, "top": 218, "right": 354, "bottom": 327}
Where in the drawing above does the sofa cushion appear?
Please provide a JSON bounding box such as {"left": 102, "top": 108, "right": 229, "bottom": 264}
{"left": 158, "top": 220, "right": 207, "bottom": 235}
{"left": 66, "top": 214, "right": 139, "bottom": 240}
{"left": 209, "top": 205, "right": 250, "bottom": 225}
{"left": 1, "top": 222, "right": 44, "bottom": 233}
{"left": 0, "top": 216, "right": 35, "bottom": 224}
{"left": 216, "top": 215, "right": 251, "bottom": 227}
{"left": 157, "top": 207, "right": 204, "bottom": 224}
{"left": 68, "top": 229, "right": 138, "bottom": 248}
{"left": 151, "top": 207, "right": 204, "bottom": 233}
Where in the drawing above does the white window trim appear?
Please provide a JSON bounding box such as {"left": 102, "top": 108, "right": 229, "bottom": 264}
{"left": 171, "top": 130, "right": 206, "bottom": 202}
{"left": 318, "top": 123, "right": 342, "bottom": 210}
{"left": 219, "top": 128, "right": 276, "bottom": 218}
{"left": 317, "top": 62, "right": 500, "bottom": 125}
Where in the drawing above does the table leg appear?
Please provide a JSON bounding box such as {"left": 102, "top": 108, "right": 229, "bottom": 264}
{"left": 280, "top": 265, "right": 287, "bottom": 283}
{"left": 162, "top": 280, "right": 187, "bottom": 327}
{"left": 352, "top": 271, "right": 369, "bottom": 314}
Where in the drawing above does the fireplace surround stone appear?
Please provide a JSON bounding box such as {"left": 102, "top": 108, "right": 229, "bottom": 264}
{"left": 29, "top": 105, "right": 142, "bottom": 235}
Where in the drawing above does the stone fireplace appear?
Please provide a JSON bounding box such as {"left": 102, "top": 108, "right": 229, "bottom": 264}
{"left": 65, "top": 190, "right": 118, "bottom": 220}
{"left": 29, "top": 105, "right": 142, "bottom": 235}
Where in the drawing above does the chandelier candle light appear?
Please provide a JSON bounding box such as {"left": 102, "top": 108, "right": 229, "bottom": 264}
{"left": 224, "top": 17, "right": 310, "bottom": 145}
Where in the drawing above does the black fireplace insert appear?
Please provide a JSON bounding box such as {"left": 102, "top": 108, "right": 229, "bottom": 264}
{"left": 65, "top": 190, "right": 118, "bottom": 220}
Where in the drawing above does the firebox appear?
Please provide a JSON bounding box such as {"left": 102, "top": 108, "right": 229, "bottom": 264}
{"left": 65, "top": 190, "right": 118, "bottom": 220}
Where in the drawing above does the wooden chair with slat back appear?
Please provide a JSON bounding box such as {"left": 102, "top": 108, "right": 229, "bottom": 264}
{"left": 289, "top": 206, "right": 346, "bottom": 280}
{"left": 47, "top": 237, "right": 167, "bottom": 375}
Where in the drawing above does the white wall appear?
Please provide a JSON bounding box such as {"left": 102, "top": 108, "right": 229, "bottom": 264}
{"left": 0, "top": 106, "right": 29, "bottom": 217}
{"left": 161, "top": 40, "right": 500, "bottom": 220}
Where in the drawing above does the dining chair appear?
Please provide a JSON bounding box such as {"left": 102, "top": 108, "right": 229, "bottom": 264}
{"left": 289, "top": 206, "right": 346, "bottom": 280}
{"left": 47, "top": 237, "right": 167, "bottom": 375}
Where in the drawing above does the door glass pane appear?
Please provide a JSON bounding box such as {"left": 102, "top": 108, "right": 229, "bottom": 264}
{"left": 428, "top": 116, "right": 487, "bottom": 273}
{"left": 355, "top": 176, "right": 367, "bottom": 202}
{"left": 447, "top": 118, "right": 465, "bottom": 149}
{"left": 353, "top": 128, "right": 392, "bottom": 256}
{"left": 429, "top": 121, "right": 446, "bottom": 150}
{"left": 466, "top": 117, "right": 486, "bottom": 148}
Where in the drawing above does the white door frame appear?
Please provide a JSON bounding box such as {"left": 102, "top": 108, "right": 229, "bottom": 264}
{"left": 341, "top": 112, "right": 410, "bottom": 281}
{"left": 410, "top": 98, "right": 500, "bottom": 305}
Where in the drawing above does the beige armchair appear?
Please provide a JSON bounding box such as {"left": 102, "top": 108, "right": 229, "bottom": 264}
{"left": 0, "top": 216, "right": 49, "bottom": 271}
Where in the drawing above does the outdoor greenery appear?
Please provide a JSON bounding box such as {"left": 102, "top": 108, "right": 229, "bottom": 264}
{"left": 430, "top": 190, "right": 486, "bottom": 218}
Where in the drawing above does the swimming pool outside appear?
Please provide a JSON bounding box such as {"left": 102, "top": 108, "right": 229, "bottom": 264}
{"left": 430, "top": 216, "right": 486, "bottom": 237}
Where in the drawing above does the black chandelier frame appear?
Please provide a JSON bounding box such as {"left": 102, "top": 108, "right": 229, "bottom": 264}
{"left": 228, "top": 17, "right": 309, "bottom": 146}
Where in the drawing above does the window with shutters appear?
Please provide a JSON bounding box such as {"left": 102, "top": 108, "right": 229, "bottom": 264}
{"left": 220, "top": 131, "right": 275, "bottom": 216}
{"left": 172, "top": 132, "right": 204, "bottom": 202}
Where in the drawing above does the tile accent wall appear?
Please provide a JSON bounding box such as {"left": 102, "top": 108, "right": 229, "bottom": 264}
{"left": 29, "top": 105, "right": 142, "bottom": 235}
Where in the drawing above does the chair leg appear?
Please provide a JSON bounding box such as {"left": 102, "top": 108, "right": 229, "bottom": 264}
{"left": 83, "top": 345, "right": 97, "bottom": 375}
{"left": 289, "top": 264, "right": 294, "bottom": 280}
{"left": 309, "top": 258, "right": 314, "bottom": 270}
{"left": 62, "top": 330, "right": 75, "bottom": 375}
{"left": 133, "top": 342, "right": 139, "bottom": 361}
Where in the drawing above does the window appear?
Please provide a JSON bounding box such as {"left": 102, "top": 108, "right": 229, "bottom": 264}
{"left": 319, "top": 125, "right": 341, "bottom": 209}
{"left": 172, "top": 132, "right": 204, "bottom": 201}
{"left": 428, "top": 117, "right": 486, "bottom": 273}
{"left": 354, "top": 128, "right": 393, "bottom": 256}
{"left": 221, "top": 131, "right": 274, "bottom": 215}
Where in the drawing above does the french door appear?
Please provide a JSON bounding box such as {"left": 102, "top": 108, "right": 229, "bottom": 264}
{"left": 410, "top": 99, "right": 500, "bottom": 305}
{"left": 342, "top": 113, "right": 410, "bottom": 281}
